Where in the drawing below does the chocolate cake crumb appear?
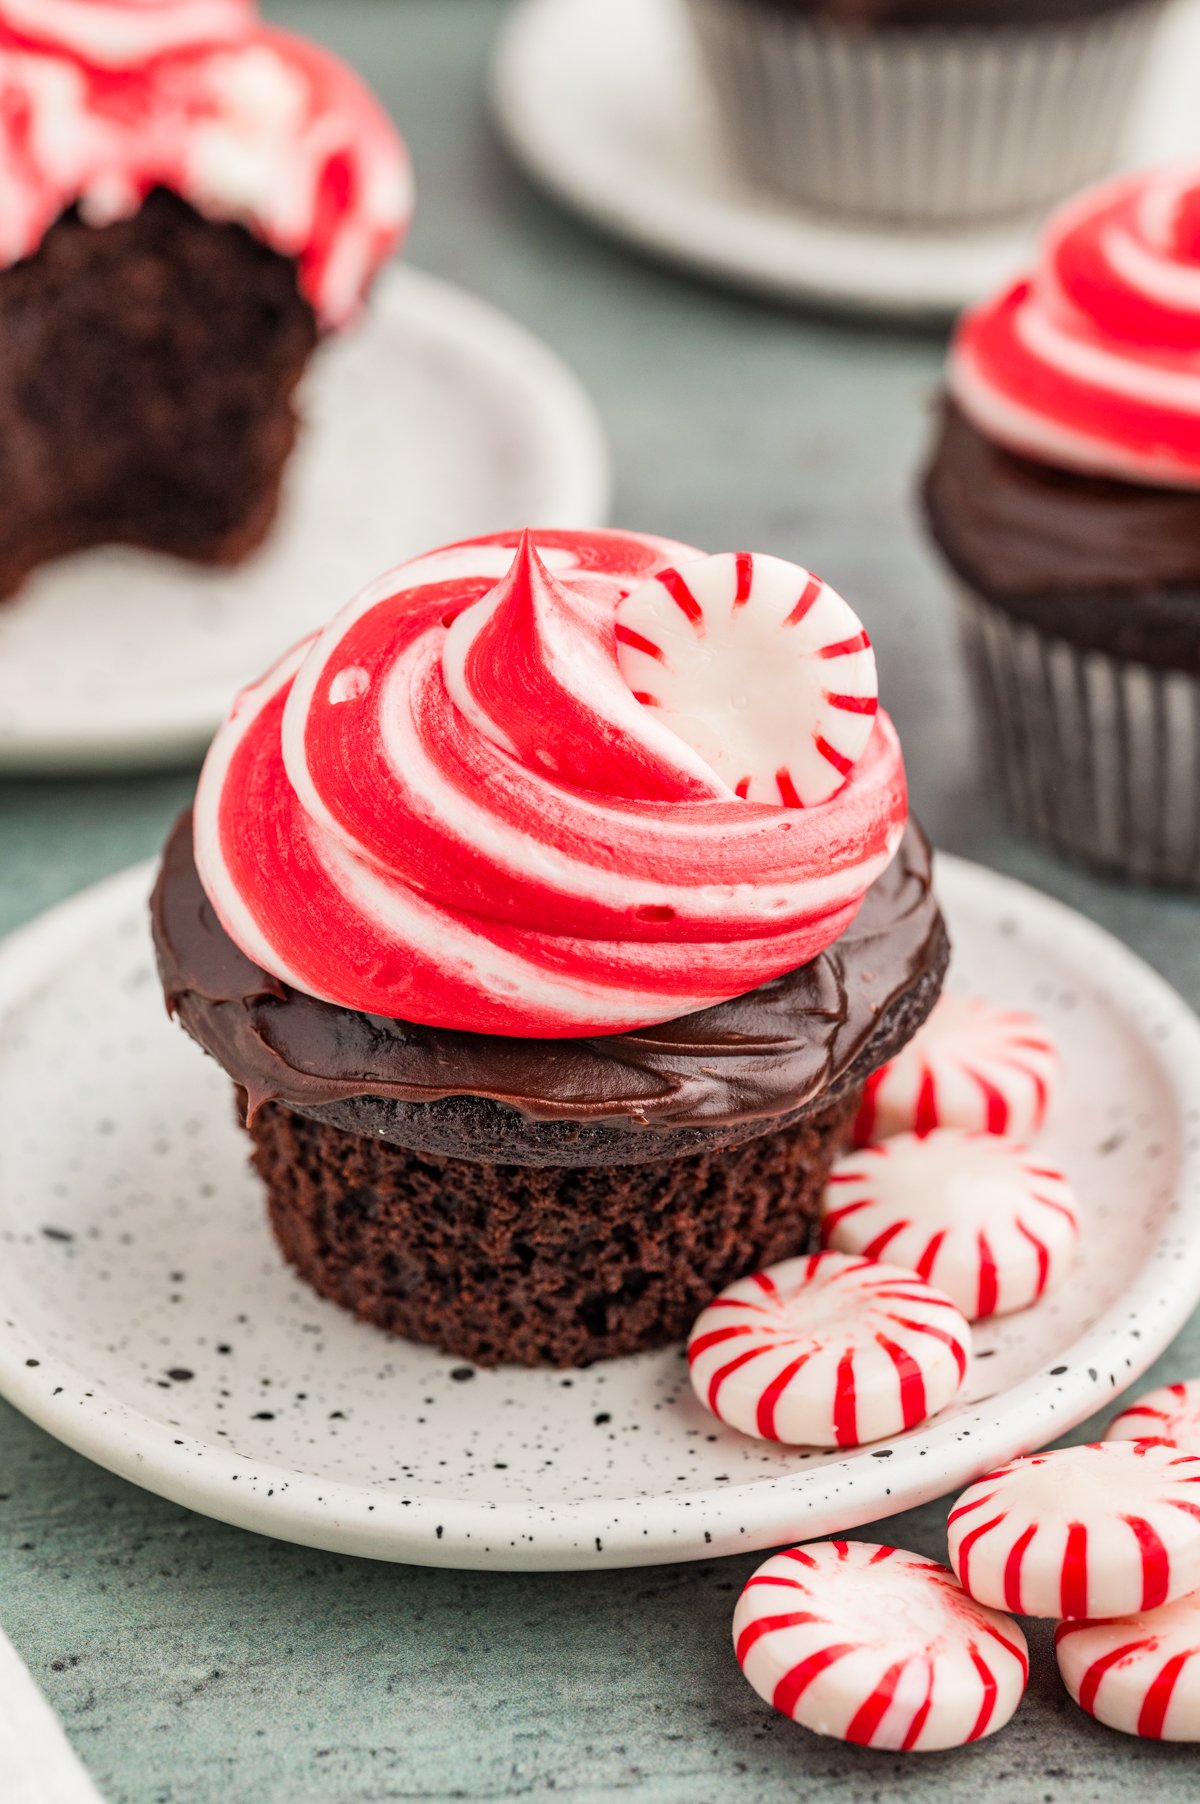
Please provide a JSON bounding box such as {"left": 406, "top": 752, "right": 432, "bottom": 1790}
{"left": 0, "top": 187, "right": 317, "bottom": 598}
{"left": 248, "top": 1090, "right": 860, "bottom": 1368}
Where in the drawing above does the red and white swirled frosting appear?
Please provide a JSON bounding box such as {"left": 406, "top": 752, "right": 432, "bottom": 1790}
{"left": 193, "top": 529, "right": 909, "bottom": 1039}
{"left": 951, "top": 164, "right": 1200, "bottom": 488}
{"left": 0, "top": 0, "right": 410, "bottom": 328}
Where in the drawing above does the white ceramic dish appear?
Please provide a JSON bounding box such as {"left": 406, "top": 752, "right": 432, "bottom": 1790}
{"left": 0, "top": 1627, "right": 104, "bottom": 1804}
{"left": 492, "top": 0, "right": 1200, "bottom": 319}
{"left": 0, "top": 264, "right": 610, "bottom": 774}
{"left": 0, "top": 855, "right": 1198, "bottom": 1572}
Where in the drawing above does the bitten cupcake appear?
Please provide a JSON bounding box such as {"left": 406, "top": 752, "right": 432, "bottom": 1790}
{"left": 683, "top": 0, "right": 1164, "bottom": 225}
{"left": 0, "top": 0, "right": 410, "bottom": 598}
{"left": 925, "top": 163, "right": 1200, "bottom": 886}
{"left": 152, "top": 528, "right": 948, "bottom": 1368}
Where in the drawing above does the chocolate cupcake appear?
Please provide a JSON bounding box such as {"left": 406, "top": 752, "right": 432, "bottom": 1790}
{"left": 924, "top": 165, "right": 1200, "bottom": 885}
{"left": 0, "top": 0, "right": 410, "bottom": 599}
{"left": 152, "top": 528, "right": 948, "bottom": 1367}
{"left": 683, "top": 0, "right": 1164, "bottom": 225}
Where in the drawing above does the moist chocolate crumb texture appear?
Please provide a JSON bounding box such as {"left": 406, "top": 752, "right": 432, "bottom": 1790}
{"left": 0, "top": 0, "right": 411, "bottom": 596}
{"left": 153, "top": 527, "right": 948, "bottom": 1366}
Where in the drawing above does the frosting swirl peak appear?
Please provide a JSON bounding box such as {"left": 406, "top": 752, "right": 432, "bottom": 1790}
{"left": 951, "top": 164, "right": 1200, "bottom": 489}
{"left": 194, "top": 529, "right": 908, "bottom": 1039}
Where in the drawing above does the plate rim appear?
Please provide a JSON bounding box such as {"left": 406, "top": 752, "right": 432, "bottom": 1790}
{"left": 1, "top": 853, "right": 1199, "bottom": 1570}
{"left": 0, "top": 261, "right": 611, "bottom": 775}
{"left": 490, "top": 0, "right": 1197, "bottom": 320}
{"left": 489, "top": 0, "right": 1034, "bottom": 320}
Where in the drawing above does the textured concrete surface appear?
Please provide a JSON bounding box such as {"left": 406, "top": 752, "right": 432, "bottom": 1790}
{"left": 1, "top": 3, "right": 1199, "bottom": 1799}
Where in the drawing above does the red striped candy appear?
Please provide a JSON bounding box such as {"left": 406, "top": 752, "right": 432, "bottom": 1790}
{"left": 614, "top": 552, "right": 878, "bottom": 808}
{"left": 1107, "top": 1381, "right": 1200, "bottom": 1458}
{"left": 734, "top": 1540, "right": 1028, "bottom": 1751}
{"left": 686, "top": 1252, "right": 971, "bottom": 1447}
{"left": 948, "top": 1443, "right": 1200, "bottom": 1619}
{"left": 1056, "top": 1595, "right": 1200, "bottom": 1740}
{"left": 854, "top": 993, "right": 1058, "bottom": 1146}
{"left": 822, "top": 1130, "right": 1078, "bottom": 1321}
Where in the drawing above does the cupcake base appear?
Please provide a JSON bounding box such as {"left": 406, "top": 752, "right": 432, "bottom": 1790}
{"left": 154, "top": 810, "right": 948, "bottom": 1367}
{"left": 248, "top": 1089, "right": 860, "bottom": 1368}
{"left": 959, "top": 586, "right": 1200, "bottom": 887}
{"left": 683, "top": 0, "right": 1163, "bottom": 225}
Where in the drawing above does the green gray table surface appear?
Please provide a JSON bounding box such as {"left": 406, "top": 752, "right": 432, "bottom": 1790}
{"left": 2, "top": 4, "right": 1199, "bottom": 1800}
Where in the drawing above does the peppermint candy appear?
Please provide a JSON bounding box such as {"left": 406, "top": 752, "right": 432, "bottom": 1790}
{"left": 855, "top": 993, "right": 1058, "bottom": 1146}
{"left": 686, "top": 1252, "right": 970, "bottom": 1447}
{"left": 1056, "top": 1595, "right": 1200, "bottom": 1741}
{"left": 948, "top": 1443, "right": 1200, "bottom": 1619}
{"left": 734, "top": 1541, "right": 1028, "bottom": 1750}
{"left": 822, "top": 1130, "right": 1078, "bottom": 1321}
{"left": 614, "top": 552, "right": 878, "bottom": 807}
{"left": 1107, "top": 1381, "right": 1200, "bottom": 1457}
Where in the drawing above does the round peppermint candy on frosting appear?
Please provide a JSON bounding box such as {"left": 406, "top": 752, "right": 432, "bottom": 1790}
{"left": 195, "top": 529, "right": 908, "bottom": 1039}
{"left": 854, "top": 993, "right": 1058, "bottom": 1146}
{"left": 734, "top": 1541, "right": 1028, "bottom": 1750}
{"left": 686, "top": 1252, "right": 970, "bottom": 1447}
{"left": 948, "top": 1443, "right": 1200, "bottom": 1620}
{"left": 950, "top": 164, "right": 1200, "bottom": 489}
{"left": 822, "top": 1131, "right": 1078, "bottom": 1322}
{"left": 1056, "top": 1595, "right": 1200, "bottom": 1741}
{"left": 1107, "top": 1381, "right": 1200, "bottom": 1457}
{"left": 615, "top": 552, "right": 878, "bottom": 807}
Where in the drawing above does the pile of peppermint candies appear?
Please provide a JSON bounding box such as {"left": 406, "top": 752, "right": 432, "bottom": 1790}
{"left": 685, "top": 994, "right": 1200, "bottom": 1748}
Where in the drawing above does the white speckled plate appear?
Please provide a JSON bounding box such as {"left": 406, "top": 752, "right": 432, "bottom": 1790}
{"left": 492, "top": 0, "right": 1200, "bottom": 319}
{"left": 0, "top": 264, "right": 610, "bottom": 774}
{"left": 0, "top": 855, "right": 1199, "bottom": 1571}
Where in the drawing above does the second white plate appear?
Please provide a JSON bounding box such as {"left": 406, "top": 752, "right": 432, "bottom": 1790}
{"left": 493, "top": 0, "right": 1200, "bottom": 319}
{"left": 0, "top": 855, "right": 1198, "bottom": 1570}
{"left": 0, "top": 264, "right": 610, "bottom": 773}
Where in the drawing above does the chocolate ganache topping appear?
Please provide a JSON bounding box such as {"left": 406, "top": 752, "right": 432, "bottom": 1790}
{"left": 152, "top": 811, "right": 947, "bottom": 1165}
{"left": 924, "top": 403, "right": 1200, "bottom": 672}
{"left": 926, "top": 401, "right": 1200, "bottom": 606}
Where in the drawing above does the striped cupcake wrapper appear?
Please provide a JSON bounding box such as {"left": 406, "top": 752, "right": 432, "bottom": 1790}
{"left": 683, "top": 0, "right": 1164, "bottom": 225}
{"left": 957, "top": 586, "right": 1200, "bottom": 888}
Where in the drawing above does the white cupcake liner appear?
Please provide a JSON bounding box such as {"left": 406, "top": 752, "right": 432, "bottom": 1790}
{"left": 683, "top": 0, "right": 1164, "bottom": 224}
{"left": 957, "top": 586, "right": 1200, "bottom": 888}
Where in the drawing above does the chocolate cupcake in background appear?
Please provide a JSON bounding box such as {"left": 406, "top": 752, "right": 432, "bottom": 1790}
{"left": 682, "top": 0, "right": 1164, "bottom": 226}
{"left": 924, "top": 164, "right": 1200, "bottom": 887}
{"left": 152, "top": 527, "right": 948, "bottom": 1368}
{"left": 0, "top": 0, "right": 410, "bottom": 599}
